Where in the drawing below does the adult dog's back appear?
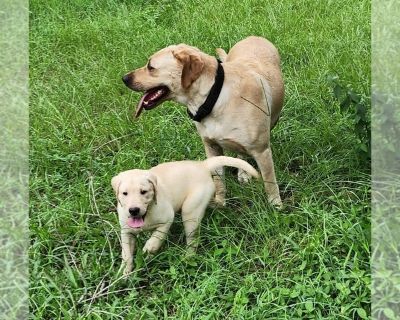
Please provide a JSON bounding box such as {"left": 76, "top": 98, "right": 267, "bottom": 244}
{"left": 220, "top": 36, "right": 284, "bottom": 127}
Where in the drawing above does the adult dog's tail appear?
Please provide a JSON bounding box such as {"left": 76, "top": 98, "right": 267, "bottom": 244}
{"left": 203, "top": 156, "right": 259, "bottom": 178}
{"left": 216, "top": 48, "right": 228, "bottom": 62}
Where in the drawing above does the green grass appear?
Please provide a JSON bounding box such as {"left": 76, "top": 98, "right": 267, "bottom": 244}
{"left": 30, "top": 0, "right": 371, "bottom": 318}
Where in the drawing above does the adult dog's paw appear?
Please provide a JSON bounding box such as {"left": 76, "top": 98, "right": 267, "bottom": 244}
{"left": 269, "top": 195, "right": 283, "bottom": 210}
{"left": 122, "top": 263, "right": 133, "bottom": 278}
{"left": 209, "top": 195, "right": 226, "bottom": 208}
{"left": 238, "top": 168, "right": 252, "bottom": 184}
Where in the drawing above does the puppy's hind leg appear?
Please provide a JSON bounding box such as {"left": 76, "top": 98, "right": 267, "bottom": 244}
{"left": 181, "top": 186, "right": 214, "bottom": 255}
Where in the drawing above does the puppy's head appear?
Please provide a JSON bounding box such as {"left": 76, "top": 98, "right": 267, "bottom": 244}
{"left": 122, "top": 44, "right": 205, "bottom": 117}
{"left": 111, "top": 170, "right": 157, "bottom": 229}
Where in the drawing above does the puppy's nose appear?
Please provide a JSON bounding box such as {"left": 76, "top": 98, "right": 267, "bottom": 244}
{"left": 129, "top": 207, "right": 140, "bottom": 216}
{"left": 122, "top": 74, "right": 130, "bottom": 86}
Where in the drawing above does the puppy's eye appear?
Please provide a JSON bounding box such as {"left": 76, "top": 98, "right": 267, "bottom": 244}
{"left": 140, "top": 190, "right": 147, "bottom": 195}
{"left": 122, "top": 192, "right": 128, "bottom": 196}
{"left": 147, "top": 64, "right": 155, "bottom": 71}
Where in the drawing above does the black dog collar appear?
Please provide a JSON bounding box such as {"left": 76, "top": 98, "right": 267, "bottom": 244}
{"left": 187, "top": 59, "right": 224, "bottom": 122}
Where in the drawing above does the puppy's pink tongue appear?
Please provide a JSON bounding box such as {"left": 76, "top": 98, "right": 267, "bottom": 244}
{"left": 127, "top": 217, "right": 144, "bottom": 228}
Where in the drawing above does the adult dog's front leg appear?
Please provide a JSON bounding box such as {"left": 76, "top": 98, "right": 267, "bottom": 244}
{"left": 252, "top": 147, "right": 282, "bottom": 208}
{"left": 143, "top": 222, "right": 172, "bottom": 255}
{"left": 203, "top": 140, "right": 226, "bottom": 206}
{"left": 121, "top": 231, "right": 135, "bottom": 276}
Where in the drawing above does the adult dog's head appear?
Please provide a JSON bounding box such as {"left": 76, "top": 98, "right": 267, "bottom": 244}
{"left": 111, "top": 170, "right": 157, "bottom": 229}
{"left": 122, "top": 44, "right": 215, "bottom": 117}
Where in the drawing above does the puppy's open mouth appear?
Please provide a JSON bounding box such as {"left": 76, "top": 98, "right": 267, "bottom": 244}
{"left": 135, "top": 86, "right": 170, "bottom": 118}
{"left": 127, "top": 214, "right": 146, "bottom": 229}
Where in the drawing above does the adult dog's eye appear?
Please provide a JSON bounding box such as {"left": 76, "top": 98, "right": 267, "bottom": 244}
{"left": 147, "top": 63, "right": 155, "bottom": 71}
{"left": 122, "top": 192, "right": 128, "bottom": 196}
{"left": 140, "top": 190, "right": 147, "bottom": 195}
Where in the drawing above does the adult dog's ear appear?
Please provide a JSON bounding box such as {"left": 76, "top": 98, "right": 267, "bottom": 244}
{"left": 147, "top": 173, "right": 158, "bottom": 204}
{"left": 173, "top": 48, "right": 204, "bottom": 89}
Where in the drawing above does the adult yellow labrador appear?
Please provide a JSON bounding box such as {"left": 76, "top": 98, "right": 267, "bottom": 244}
{"left": 122, "top": 36, "right": 284, "bottom": 207}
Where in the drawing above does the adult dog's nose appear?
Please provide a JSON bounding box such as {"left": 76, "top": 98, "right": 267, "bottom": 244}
{"left": 122, "top": 74, "right": 130, "bottom": 86}
{"left": 122, "top": 75, "right": 129, "bottom": 85}
{"left": 129, "top": 207, "right": 140, "bottom": 216}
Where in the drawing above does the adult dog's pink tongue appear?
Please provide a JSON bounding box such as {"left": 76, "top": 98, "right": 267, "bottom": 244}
{"left": 135, "top": 87, "right": 168, "bottom": 118}
{"left": 135, "top": 95, "right": 146, "bottom": 118}
{"left": 127, "top": 217, "right": 144, "bottom": 228}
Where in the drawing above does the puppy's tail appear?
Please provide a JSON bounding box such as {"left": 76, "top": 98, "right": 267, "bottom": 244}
{"left": 204, "top": 156, "right": 259, "bottom": 178}
{"left": 216, "top": 48, "right": 228, "bottom": 62}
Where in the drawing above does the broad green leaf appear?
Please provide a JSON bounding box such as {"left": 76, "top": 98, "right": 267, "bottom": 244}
{"left": 356, "top": 307, "right": 368, "bottom": 319}
{"left": 305, "top": 300, "right": 314, "bottom": 312}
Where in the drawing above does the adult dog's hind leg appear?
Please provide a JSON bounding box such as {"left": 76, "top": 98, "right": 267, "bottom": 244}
{"left": 203, "top": 140, "right": 226, "bottom": 207}
{"left": 252, "top": 147, "right": 282, "bottom": 208}
{"left": 237, "top": 154, "right": 253, "bottom": 184}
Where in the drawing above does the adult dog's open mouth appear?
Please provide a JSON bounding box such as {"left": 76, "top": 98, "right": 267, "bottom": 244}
{"left": 135, "top": 86, "right": 170, "bottom": 118}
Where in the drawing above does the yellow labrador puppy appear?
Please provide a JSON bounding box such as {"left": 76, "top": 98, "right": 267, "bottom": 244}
{"left": 122, "top": 36, "right": 284, "bottom": 207}
{"left": 112, "top": 156, "right": 258, "bottom": 276}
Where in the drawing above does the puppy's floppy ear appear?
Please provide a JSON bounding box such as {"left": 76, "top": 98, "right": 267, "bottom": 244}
{"left": 111, "top": 174, "right": 121, "bottom": 196}
{"left": 173, "top": 48, "right": 204, "bottom": 89}
{"left": 147, "top": 173, "right": 158, "bottom": 204}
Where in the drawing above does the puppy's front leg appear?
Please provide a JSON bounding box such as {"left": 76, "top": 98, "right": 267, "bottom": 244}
{"left": 203, "top": 140, "right": 225, "bottom": 206}
{"left": 143, "top": 222, "right": 172, "bottom": 255}
{"left": 121, "top": 231, "right": 136, "bottom": 276}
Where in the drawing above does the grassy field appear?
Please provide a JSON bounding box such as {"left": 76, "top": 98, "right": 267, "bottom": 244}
{"left": 30, "top": 0, "right": 371, "bottom": 318}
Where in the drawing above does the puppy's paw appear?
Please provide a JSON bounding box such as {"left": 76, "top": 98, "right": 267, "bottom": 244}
{"left": 238, "top": 169, "right": 252, "bottom": 184}
{"left": 143, "top": 238, "right": 161, "bottom": 255}
{"left": 185, "top": 246, "right": 197, "bottom": 258}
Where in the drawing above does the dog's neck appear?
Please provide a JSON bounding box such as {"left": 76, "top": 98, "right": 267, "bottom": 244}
{"left": 178, "top": 55, "right": 223, "bottom": 118}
